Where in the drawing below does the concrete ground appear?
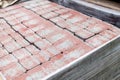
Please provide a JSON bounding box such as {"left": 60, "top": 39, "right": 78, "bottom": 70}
{"left": 0, "top": 0, "right": 120, "bottom": 80}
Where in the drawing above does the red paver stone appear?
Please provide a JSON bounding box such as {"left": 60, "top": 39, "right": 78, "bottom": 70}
{"left": 86, "top": 35, "right": 109, "bottom": 48}
{"left": 15, "top": 37, "right": 29, "bottom": 47}
{"left": 0, "top": 19, "right": 11, "bottom": 29}
{"left": 36, "top": 8, "right": 52, "bottom": 15}
{"left": 0, "top": 34, "right": 12, "bottom": 44}
{"left": 50, "top": 54, "right": 68, "bottom": 69}
{"left": 41, "top": 61, "right": 58, "bottom": 75}
{"left": 64, "top": 44, "right": 93, "bottom": 60}
{"left": 2, "top": 63, "right": 26, "bottom": 80}
{"left": 7, "top": 18, "right": 20, "bottom": 26}
{"left": 0, "top": 48, "right": 8, "bottom": 58}
{"left": 46, "top": 45, "right": 61, "bottom": 55}
{"left": 23, "top": 17, "right": 44, "bottom": 28}
{"left": 25, "top": 33, "right": 40, "bottom": 43}
{"left": 25, "top": 45, "right": 40, "bottom": 55}
{"left": 108, "top": 24, "right": 120, "bottom": 35}
{"left": 34, "top": 39, "right": 52, "bottom": 50}
{"left": 30, "top": 24, "right": 45, "bottom": 32}
{"left": 36, "top": 26, "right": 60, "bottom": 38}
{"left": 86, "top": 22, "right": 108, "bottom": 34}
{"left": 54, "top": 8, "right": 70, "bottom": 14}
{"left": 55, "top": 20, "right": 71, "bottom": 29}
{"left": 0, "top": 54, "right": 18, "bottom": 70}
{"left": 14, "top": 66, "right": 46, "bottom": 80}
{"left": 36, "top": 23, "right": 61, "bottom": 38}
{"left": 4, "top": 39, "right": 21, "bottom": 52}
{"left": 60, "top": 12, "right": 73, "bottom": 19}
{"left": 12, "top": 24, "right": 26, "bottom": 31}
{"left": 50, "top": 16, "right": 64, "bottom": 23}
{"left": 46, "top": 30, "right": 72, "bottom": 44}
{"left": 42, "top": 12, "right": 59, "bottom": 19}
{"left": 54, "top": 35, "right": 81, "bottom": 52}
{"left": 4, "top": 28, "right": 15, "bottom": 35}
{"left": 33, "top": 50, "right": 52, "bottom": 63}
{"left": 66, "top": 14, "right": 88, "bottom": 24}
{"left": 4, "top": 14, "right": 16, "bottom": 20}
{"left": 19, "top": 28, "right": 34, "bottom": 36}
{"left": 20, "top": 56, "right": 40, "bottom": 70}
{"left": 65, "top": 24, "right": 81, "bottom": 32}
{"left": 13, "top": 48, "right": 31, "bottom": 60}
{"left": 100, "top": 30, "right": 117, "bottom": 39}
{"left": 18, "top": 15, "right": 34, "bottom": 22}
{"left": 75, "top": 28, "right": 94, "bottom": 39}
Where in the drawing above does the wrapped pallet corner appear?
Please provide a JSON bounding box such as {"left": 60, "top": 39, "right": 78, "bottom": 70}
{"left": 0, "top": 0, "right": 18, "bottom": 8}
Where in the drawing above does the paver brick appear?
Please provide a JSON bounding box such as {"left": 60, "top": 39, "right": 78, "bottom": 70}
{"left": 9, "top": 19, "right": 21, "bottom": 26}
{"left": 60, "top": 12, "right": 73, "bottom": 19}
{"left": 4, "top": 39, "right": 21, "bottom": 52}
{"left": 56, "top": 20, "right": 72, "bottom": 29}
{"left": 30, "top": 24, "right": 45, "bottom": 32}
{"left": 25, "top": 45, "right": 40, "bottom": 55}
{"left": 42, "top": 12, "right": 59, "bottom": 19}
{"left": 25, "top": 33, "right": 40, "bottom": 43}
{"left": 19, "top": 28, "right": 34, "bottom": 36}
{"left": 13, "top": 48, "right": 31, "bottom": 60}
{"left": 41, "top": 61, "right": 58, "bottom": 75}
{"left": 46, "top": 45, "right": 61, "bottom": 56}
{"left": 0, "top": 19, "right": 11, "bottom": 29}
{"left": 54, "top": 37, "right": 80, "bottom": 52}
{"left": 18, "top": 15, "right": 35, "bottom": 22}
{"left": 50, "top": 16, "right": 64, "bottom": 23}
{"left": 15, "top": 37, "right": 29, "bottom": 47}
{"left": 4, "top": 28, "right": 15, "bottom": 35}
{"left": 46, "top": 30, "right": 72, "bottom": 44}
{"left": 64, "top": 44, "right": 93, "bottom": 59}
{"left": 75, "top": 28, "right": 94, "bottom": 39}
{"left": 108, "top": 24, "right": 120, "bottom": 35}
{"left": 100, "top": 30, "right": 117, "bottom": 39}
{"left": 0, "top": 54, "right": 18, "bottom": 70}
{"left": 34, "top": 39, "right": 52, "bottom": 50}
{"left": 66, "top": 24, "right": 82, "bottom": 32}
{"left": 14, "top": 66, "right": 46, "bottom": 80}
{"left": 86, "top": 35, "right": 109, "bottom": 48}
{"left": 36, "top": 8, "right": 52, "bottom": 15}
{"left": 4, "top": 10, "right": 19, "bottom": 16}
{"left": 54, "top": 8, "right": 70, "bottom": 14}
{"left": 2, "top": 63, "right": 26, "bottom": 80}
{"left": 20, "top": 56, "right": 40, "bottom": 70}
{"left": 23, "top": 18, "right": 43, "bottom": 28}
{"left": 86, "top": 23, "right": 109, "bottom": 34}
{"left": 0, "top": 34, "right": 12, "bottom": 44}
{"left": 66, "top": 15, "right": 88, "bottom": 24}
{"left": 12, "top": 24, "right": 26, "bottom": 31}
{"left": 33, "top": 50, "right": 52, "bottom": 63}
{"left": 36, "top": 25, "right": 61, "bottom": 38}
{"left": 0, "top": 48, "right": 8, "bottom": 58}
{"left": 50, "top": 54, "right": 67, "bottom": 68}
{"left": 0, "top": 31, "right": 8, "bottom": 40}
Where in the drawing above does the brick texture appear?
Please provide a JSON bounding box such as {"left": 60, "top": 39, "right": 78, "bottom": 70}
{"left": 0, "top": 0, "right": 120, "bottom": 80}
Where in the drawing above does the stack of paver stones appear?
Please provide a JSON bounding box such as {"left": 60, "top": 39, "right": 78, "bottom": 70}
{"left": 0, "top": 0, "right": 120, "bottom": 80}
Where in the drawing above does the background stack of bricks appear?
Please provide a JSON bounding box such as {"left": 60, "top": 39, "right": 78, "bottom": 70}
{"left": 0, "top": 0, "right": 120, "bottom": 80}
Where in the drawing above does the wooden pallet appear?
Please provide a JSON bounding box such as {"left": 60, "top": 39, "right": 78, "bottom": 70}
{"left": 85, "top": 0, "right": 120, "bottom": 11}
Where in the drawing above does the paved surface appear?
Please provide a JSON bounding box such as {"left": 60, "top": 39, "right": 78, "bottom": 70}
{"left": 0, "top": 0, "right": 120, "bottom": 80}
